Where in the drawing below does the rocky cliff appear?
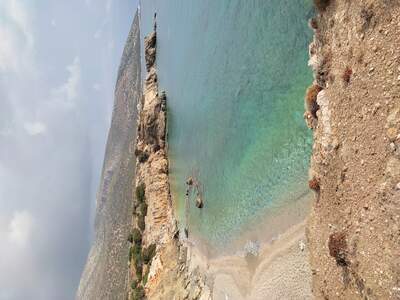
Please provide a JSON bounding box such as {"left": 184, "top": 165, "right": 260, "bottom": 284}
{"left": 306, "top": 1, "right": 400, "bottom": 299}
{"left": 127, "top": 18, "right": 210, "bottom": 300}
{"left": 76, "top": 11, "right": 141, "bottom": 300}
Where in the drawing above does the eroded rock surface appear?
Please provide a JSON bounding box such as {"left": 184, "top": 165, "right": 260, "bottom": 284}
{"left": 128, "top": 19, "right": 210, "bottom": 300}
{"left": 307, "top": 1, "right": 400, "bottom": 299}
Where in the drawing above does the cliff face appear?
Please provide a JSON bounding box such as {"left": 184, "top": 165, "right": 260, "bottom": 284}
{"left": 127, "top": 19, "right": 210, "bottom": 300}
{"left": 76, "top": 12, "right": 141, "bottom": 300}
{"left": 307, "top": 1, "right": 400, "bottom": 299}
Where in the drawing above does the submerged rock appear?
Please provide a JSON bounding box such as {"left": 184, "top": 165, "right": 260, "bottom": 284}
{"left": 186, "top": 177, "right": 194, "bottom": 186}
{"left": 195, "top": 196, "right": 203, "bottom": 209}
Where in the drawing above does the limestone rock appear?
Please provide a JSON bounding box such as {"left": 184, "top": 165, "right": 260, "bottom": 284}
{"left": 144, "top": 31, "right": 156, "bottom": 71}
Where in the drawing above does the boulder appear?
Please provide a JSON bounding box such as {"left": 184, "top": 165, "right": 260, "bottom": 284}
{"left": 195, "top": 196, "right": 203, "bottom": 209}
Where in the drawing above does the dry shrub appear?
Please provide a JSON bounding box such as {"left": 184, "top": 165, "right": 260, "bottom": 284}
{"left": 136, "top": 184, "right": 146, "bottom": 204}
{"left": 361, "top": 7, "right": 374, "bottom": 31}
{"left": 309, "top": 18, "right": 318, "bottom": 30}
{"left": 132, "top": 228, "right": 142, "bottom": 245}
{"left": 314, "top": 0, "right": 331, "bottom": 12}
{"left": 308, "top": 177, "right": 320, "bottom": 191}
{"left": 134, "top": 148, "right": 149, "bottom": 163}
{"left": 342, "top": 67, "right": 353, "bottom": 84}
{"left": 328, "top": 232, "right": 348, "bottom": 266}
{"left": 305, "top": 84, "right": 322, "bottom": 118}
{"left": 142, "top": 244, "right": 157, "bottom": 264}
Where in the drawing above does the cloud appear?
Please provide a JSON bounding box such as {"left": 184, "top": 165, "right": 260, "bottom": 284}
{"left": 23, "top": 121, "right": 47, "bottom": 136}
{"left": 106, "top": 0, "right": 113, "bottom": 13}
{"left": 92, "top": 83, "right": 101, "bottom": 91}
{"left": 94, "top": 29, "right": 102, "bottom": 39}
{"left": 52, "top": 57, "right": 81, "bottom": 108}
{"left": 0, "top": 27, "right": 19, "bottom": 72}
{"left": 0, "top": 128, "right": 12, "bottom": 137}
{"left": 0, "top": 0, "right": 138, "bottom": 298}
{"left": 8, "top": 211, "right": 34, "bottom": 247}
{"left": 107, "top": 40, "right": 114, "bottom": 50}
{"left": 0, "top": 0, "right": 34, "bottom": 73}
{"left": 2, "top": 0, "right": 34, "bottom": 47}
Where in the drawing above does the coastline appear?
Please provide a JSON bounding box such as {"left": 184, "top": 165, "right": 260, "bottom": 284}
{"left": 183, "top": 189, "right": 313, "bottom": 258}
{"left": 182, "top": 191, "right": 314, "bottom": 299}
{"left": 132, "top": 10, "right": 314, "bottom": 300}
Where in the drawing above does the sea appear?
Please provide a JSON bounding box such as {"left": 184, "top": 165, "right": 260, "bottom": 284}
{"left": 140, "top": 0, "right": 314, "bottom": 250}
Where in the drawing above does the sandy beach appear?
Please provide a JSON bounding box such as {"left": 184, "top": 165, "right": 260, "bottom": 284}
{"left": 183, "top": 193, "right": 314, "bottom": 300}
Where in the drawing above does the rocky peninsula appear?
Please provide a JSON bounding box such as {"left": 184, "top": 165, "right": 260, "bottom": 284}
{"left": 127, "top": 17, "right": 210, "bottom": 300}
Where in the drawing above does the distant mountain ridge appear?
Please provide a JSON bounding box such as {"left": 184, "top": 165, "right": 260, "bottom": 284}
{"left": 76, "top": 11, "right": 141, "bottom": 300}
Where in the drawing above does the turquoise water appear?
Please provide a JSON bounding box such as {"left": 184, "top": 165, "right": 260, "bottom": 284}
{"left": 140, "top": 0, "right": 314, "bottom": 249}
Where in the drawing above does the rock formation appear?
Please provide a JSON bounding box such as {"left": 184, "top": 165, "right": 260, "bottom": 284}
{"left": 76, "top": 11, "right": 141, "bottom": 300}
{"left": 307, "top": 1, "right": 400, "bottom": 299}
{"left": 127, "top": 18, "right": 210, "bottom": 300}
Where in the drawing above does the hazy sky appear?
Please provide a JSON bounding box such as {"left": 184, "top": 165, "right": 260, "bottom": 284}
{"left": 0, "top": 0, "right": 138, "bottom": 299}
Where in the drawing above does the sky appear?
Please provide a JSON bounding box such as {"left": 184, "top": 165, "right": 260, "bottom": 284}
{"left": 0, "top": 0, "right": 138, "bottom": 299}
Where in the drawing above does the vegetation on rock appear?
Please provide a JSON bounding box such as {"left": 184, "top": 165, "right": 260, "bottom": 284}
{"left": 136, "top": 184, "right": 146, "bottom": 203}
{"left": 308, "top": 177, "right": 320, "bottom": 191}
{"left": 140, "top": 202, "right": 148, "bottom": 217}
{"left": 313, "top": 0, "right": 330, "bottom": 12}
{"left": 132, "top": 228, "right": 142, "bottom": 245}
{"left": 142, "top": 244, "right": 157, "bottom": 264}
{"left": 305, "top": 84, "right": 322, "bottom": 119}
{"left": 328, "top": 232, "right": 348, "bottom": 267}
{"left": 132, "top": 285, "right": 145, "bottom": 300}
{"left": 138, "top": 217, "right": 145, "bottom": 231}
{"left": 342, "top": 66, "right": 352, "bottom": 84}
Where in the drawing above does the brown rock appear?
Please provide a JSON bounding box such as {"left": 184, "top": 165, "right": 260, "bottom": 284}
{"left": 195, "top": 196, "right": 203, "bottom": 209}
{"left": 144, "top": 31, "right": 157, "bottom": 71}
{"left": 387, "top": 127, "right": 398, "bottom": 142}
{"left": 328, "top": 232, "right": 348, "bottom": 266}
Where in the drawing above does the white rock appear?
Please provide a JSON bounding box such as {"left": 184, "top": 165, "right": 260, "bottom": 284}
{"left": 299, "top": 240, "right": 306, "bottom": 251}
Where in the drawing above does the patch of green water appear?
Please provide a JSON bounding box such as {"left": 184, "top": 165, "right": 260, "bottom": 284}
{"left": 140, "top": 0, "right": 314, "bottom": 248}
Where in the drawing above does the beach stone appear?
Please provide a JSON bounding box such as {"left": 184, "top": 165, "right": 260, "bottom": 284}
{"left": 387, "top": 127, "right": 398, "bottom": 142}
{"left": 195, "top": 196, "right": 203, "bottom": 208}
{"left": 186, "top": 177, "right": 194, "bottom": 186}
{"left": 386, "top": 158, "right": 400, "bottom": 177}
{"left": 299, "top": 240, "right": 306, "bottom": 251}
{"left": 244, "top": 240, "right": 260, "bottom": 256}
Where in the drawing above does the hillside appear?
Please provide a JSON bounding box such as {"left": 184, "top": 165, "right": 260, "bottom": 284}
{"left": 76, "top": 11, "right": 141, "bottom": 300}
{"left": 307, "top": 1, "right": 400, "bottom": 299}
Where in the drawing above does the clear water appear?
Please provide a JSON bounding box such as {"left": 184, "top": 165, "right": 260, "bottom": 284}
{"left": 140, "top": 0, "right": 314, "bottom": 249}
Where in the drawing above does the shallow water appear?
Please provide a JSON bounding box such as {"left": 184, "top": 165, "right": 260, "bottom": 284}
{"left": 140, "top": 0, "right": 314, "bottom": 249}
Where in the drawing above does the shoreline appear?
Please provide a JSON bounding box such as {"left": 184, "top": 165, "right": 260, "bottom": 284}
{"left": 181, "top": 191, "right": 314, "bottom": 299}
{"left": 184, "top": 219, "right": 313, "bottom": 299}
{"left": 182, "top": 189, "right": 313, "bottom": 258}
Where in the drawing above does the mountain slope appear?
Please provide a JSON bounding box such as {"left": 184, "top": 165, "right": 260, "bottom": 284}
{"left": 76, "top": 11, "right": 141, "bottom": 300}
{"left": 307, "top": 1, "right": 400, "bottom": 299}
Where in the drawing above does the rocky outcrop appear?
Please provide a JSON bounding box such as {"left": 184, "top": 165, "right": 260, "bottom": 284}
{"left": 306, "top": 1, "right": 400, "bottom": 299}
{"left": 128, "top": 18, "right": 210, "bottom": 300}
{"left": 76, "top": 11, "right": 141, "bottom": 300}
{"left": 144, "top": 31, "right": 157, "bottom": 72}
